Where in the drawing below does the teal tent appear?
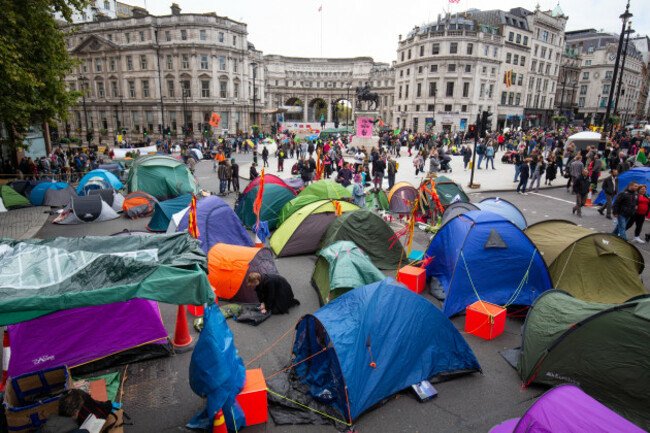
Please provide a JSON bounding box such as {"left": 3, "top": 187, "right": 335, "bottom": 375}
{"left": 147, "top": 194, "right": 192, "bottom": 232}
{"left": 236, "top": 183, "right": 297, "bottom": 230}
{"left": 127, "top": 154, "right": 199, "bottom": 200}
{"left": 0, "top": 233, "right": 213, "bottom": 325}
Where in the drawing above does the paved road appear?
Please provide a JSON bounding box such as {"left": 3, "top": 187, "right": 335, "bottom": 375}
{"left": 0, "top": 206, "right": 51, "bottom": 239}
{"left": 30, "top": 158, "right": 649, "bottom": 433}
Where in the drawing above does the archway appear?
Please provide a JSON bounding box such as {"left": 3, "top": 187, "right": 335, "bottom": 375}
{"left": 283, "top": 97, "right": 303, "bottom": 122}
{"left": 308, "top": 98, "right": 328, "bottom": 123}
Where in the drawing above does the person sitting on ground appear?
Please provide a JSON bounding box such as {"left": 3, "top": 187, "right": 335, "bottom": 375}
{"left": 40, "top": 390, "right": 88, "bottom": 433}
{"left": 247, "top": 272, "right": 300, "bottom": 315}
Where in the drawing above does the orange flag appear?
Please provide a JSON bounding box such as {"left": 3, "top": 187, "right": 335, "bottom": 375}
{"left": 333, "top": 200, "right": 342, "bottom": 216}
{"left": 188, "top": 194, "right": 199, "bottom": 238}
{"left": 253, "top": 169, "right": 265, "bottom": 228}
{"left": 209, "top": 113, "right": 221, "bottom": 128}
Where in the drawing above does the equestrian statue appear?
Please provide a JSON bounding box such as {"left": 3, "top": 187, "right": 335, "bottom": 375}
{"left": 356, "top": 84, "right": 379, "bottom": 111}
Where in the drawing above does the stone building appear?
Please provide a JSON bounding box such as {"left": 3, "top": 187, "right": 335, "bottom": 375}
{"left": 395, "top": 14, "right": 502, "bottom": 134}
{"left": 631, "top": 36, "right": 650, "bottom": 122}
{"left": 566, "top": 29, "right": 644, "bottom": 126}
{"left": 554, "top": 46, "right": 581, "bottom": 121}
{"left": 511, "top": 5, "right": 568, "bottom": 127}
{"left": 61, "top": 4, "right": 262, "bottom": 143}
{"left": 262, "top": 55, "right": 393, "bottom": 131}
{"left": 467, "top": 9, "right": 533, "bottom": 129}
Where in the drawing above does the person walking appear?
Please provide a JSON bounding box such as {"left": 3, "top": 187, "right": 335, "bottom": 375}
{"left": 373, "top": 155, "right": 386, "bottom": 190}
{"left": 572, "top": 169, "right": 590, "bottom": 217}
{"left": 612, "top": 181, "right": 638, "bottom": 240}
{"left": 386, "top": 156, "right": 397, "bottom": 190}
{"left": 567, "top": 155, "right": 584, "bottom": 193}
{"left": 485, "top": 143, "right": 496, "bottom": 169}
{"left": 277, "top": 147, "right": 285, "bottom": 172}
{"left": 230, "top": 158, "right": 240, "bottom": 193}
{"left": 476, "top": 140, "right": 486, "bottom": 169}
{"left": 517, "top": 158, "right": 530, "bottom": 194}
{"left": 261, "top": 146, "right": 269, "bottom": 168}
{"left": 528, "top": 159, "right": 545, "bottom": 192}
{"left": 545, "top": 154, "right": 557, "bottom": 186}
{"left": 217, "top": 160, "right": 230, "bottom": 195}
{"left": 598, "top": 169, "right": 618, "bottom": 219}
{"left": 462, "top": 145, "right": 472, "bottom": 171}
{"left": 513, "top": 150, "right": 522, "bottom": 182}
{"left": 413, "top": 152, "right": 424, "bottom": 176}
{"left": 626, "top": 184, "right": 649, "bottom": 243}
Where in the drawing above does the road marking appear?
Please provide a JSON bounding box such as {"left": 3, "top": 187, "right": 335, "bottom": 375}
{"left": 528, "top": 192, "right": 575, "bottom": 205}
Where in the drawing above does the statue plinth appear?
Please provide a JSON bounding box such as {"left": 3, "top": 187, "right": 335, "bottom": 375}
{"left": 351, "top": 111, "right": 380, "bottom": 153}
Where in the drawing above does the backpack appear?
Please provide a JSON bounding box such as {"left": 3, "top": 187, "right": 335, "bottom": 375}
{"left": 477, "top": 144, "right": 485, "bottom": 155}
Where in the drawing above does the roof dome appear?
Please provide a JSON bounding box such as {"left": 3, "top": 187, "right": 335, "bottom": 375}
{"left": 551, "top": 3, "right": 565, "bottom": 17}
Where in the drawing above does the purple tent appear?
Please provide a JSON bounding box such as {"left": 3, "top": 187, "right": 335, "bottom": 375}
{"left": 177, "top": 195, "right": 253, "bottom": 253}
{"left": 7, "top": 299, "right": 169, "bottom": 377}
{"left": 490, "top": 385, "right": 645, "bottom": 433}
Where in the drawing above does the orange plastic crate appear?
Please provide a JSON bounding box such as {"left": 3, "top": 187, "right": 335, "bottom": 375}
{"left": 397, "top": 265, "right": 426, "bottom": 294}
{"left": 235, "top": 369, "right": 267, "bottom": 426}
{"left": 465, "top": 301, "right": 506, "bottom": 340}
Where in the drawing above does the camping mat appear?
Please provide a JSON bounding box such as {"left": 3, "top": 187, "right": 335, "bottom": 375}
{"left": 266, "top": 369, "right": 349, "bottom": 431}
{"left": 73, "top": 371, "right": 122, "bottom": 401}
{"left": 498, "top": 348, "right": 520, "bottom": 370}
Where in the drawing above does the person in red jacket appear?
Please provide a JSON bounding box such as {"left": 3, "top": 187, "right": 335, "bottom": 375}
{"left": 626, "top": 184, "right": 649, "bottom": 243}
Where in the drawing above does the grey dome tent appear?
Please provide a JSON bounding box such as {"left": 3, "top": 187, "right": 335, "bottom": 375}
{"left": 88, "top": 188, "right": 124, "bottom": 212}
{"left": 440, "top": 202, "right": 479, "bottom": 226}
{"left": 525, "top": 220, "right": 646, "bottom": 303}
{"left": 53, "top": 194, "right": 119, "bottom": 224}
{"left": 517, "top": 290, "right": 650, "bottom": 430}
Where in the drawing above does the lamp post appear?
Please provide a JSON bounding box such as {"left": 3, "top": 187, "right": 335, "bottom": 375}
{"left": 154, "top": 30, "right": 165, "bottom": 140}
{"left": 181, "top": 84, "right": 188, "bottom": 140}
{"left": 251, "top": 60, "right": 258, "bottom": 136}
{"left": 346, "top": 83, "right": 352, "bottom": 135}
{"left": 614, "top": 22, "right": 633, "bottom": 119}
{"left": 602, "top": 0, "right": 632, "bottom": 137}
{"left": 78, "top": 76, "right": 90, "bottom": 145}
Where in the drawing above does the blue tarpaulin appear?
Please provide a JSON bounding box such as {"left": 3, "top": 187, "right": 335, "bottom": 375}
{"left": 594, "top": 167, "right": 650, "bottom": 205}
{"left": 177, "top": 195, "right": 253, "bottom": 253}
{"left": 292, "top": 278, "right": 480, "bottom": 421}
{"left": 424, "top": 210, "right": 551, "bottom": 317}
{"left": 188, "top": 303, "right": 246, "bottom": 431}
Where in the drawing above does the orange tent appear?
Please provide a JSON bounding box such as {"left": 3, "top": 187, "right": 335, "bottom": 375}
{"left": 122, "top": 191, "right": 158, "bottom": 219}
{"left": 207, "top": 243, "right": 279, "bottom": 303}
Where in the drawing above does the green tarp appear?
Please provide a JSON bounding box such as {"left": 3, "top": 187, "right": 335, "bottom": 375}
{"left": 320, "top": 208, "right": 404, "bottom": 269}
{"left": 0, "top": 233, "right": 213, "bottom": 325}
{"left": 126, "top": 155, "right": 199, "bottom": 200}
{"left": 518, "top": 290, "right": 650, "bottom": 430}
{"left": 1, "top": 185, "right": 31, "bottom": 209}
{"left": 312, "top": 241, "right": 385, "bottom": 305}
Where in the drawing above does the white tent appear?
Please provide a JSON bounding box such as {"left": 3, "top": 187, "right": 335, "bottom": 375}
{"left": 0, "top": 198, "right": 6, "bottom": 213}
{"left": 166, "top": 206, "right": 189, "bottom": 234}
{"left": 565, "top": 131, "right": 605, "bottom": 151}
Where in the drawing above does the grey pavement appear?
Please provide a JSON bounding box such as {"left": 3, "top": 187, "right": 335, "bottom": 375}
{"left": 0, "top": 206, "right": 51, "bottom": 240}
{"left": 239, "top": 145, "right": 562, "bottom": 193}
{"left": 22, "top": 159, "right": 650, "bottom": 433}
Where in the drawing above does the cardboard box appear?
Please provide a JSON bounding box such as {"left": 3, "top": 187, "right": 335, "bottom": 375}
{"left": 4, "top": 365, "right": 72, "bottom": 433}
{"left": 465, "top": 301, "right": 506, "bottom": 340}
{"left": 398, "top": 265, "right": 426, "bottom": 294}
{"left": 235, "top": 369, "right": 267, "bottom": 426}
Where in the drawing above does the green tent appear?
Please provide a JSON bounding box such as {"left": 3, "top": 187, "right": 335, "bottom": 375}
{"left": 298, "top": 180, "right": 352, "bottom": 200}
{"left": 423, "top": 176, "right": 470, "bottom": 208}
{"left": 0, "top": 233, "right": 213, "bottom": 325}
{"left": 270, "top": 199, "right": 359, "bottom": 257}
{"left": 276, "top": 194, "right": 321, "bottom": 227}
{"left": 236, "top": 183, "right": 297, "bottom": 229}
{"left": 126, "top": 154, "right": 199, "bottom": 200}
{"left": 320, "top": 208, "right": 404, "bottom": 269}
{"left": 518, "top": 290, "right": 650, "bottom": 430}
{"left": 345, "top": 185, "right": 390, "bottom": 210}
{"left": 312, "top": 241, "right": 386, "bottom": 305}
{"left": 525, "top": 220, "right": 646, "bottom": 303}
{"left": 1, "top": 185, "right": 31, "bottom": 209}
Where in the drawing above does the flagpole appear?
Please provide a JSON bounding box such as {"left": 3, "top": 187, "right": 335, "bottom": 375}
{"left": 320, "top": 6, "right": 323, "bottom": 57}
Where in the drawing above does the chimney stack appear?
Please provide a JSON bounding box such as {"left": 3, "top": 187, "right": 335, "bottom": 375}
{"left": 171, "top": 3, "right": 181, "bottom": 16}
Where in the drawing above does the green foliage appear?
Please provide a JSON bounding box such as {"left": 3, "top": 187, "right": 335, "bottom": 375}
{"left": 0, "top": 0, "right": 89, "bottom": 149}
{"left": 608, "top": 115, "right": 621, "bottom": 125}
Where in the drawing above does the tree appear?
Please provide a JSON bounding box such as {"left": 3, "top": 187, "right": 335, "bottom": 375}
{"left": 0, "top": 0, "right": 88, "bottom": 154}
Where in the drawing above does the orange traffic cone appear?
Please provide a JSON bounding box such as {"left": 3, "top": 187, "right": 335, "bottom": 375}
{"left": 172, "top": 305, "right": 193, "bottom": 349}
{"left": 187, "top": 305, "right": 204, "bottom": 317}
{"left": 213, "top": 409, "right": 227, "bottom": 433}
{"left": 1, "top": 330, "right": 9, "bottom": 392}
{"left": 585, "top": 191, "right": 593, "bottom": 207}
{"left": 254, "top": 234, "right": 264, "bottom": 248}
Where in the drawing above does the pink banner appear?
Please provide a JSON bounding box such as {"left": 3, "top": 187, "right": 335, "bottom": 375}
{"left": 357, "top": 118, "right": 373, "bottom": 137}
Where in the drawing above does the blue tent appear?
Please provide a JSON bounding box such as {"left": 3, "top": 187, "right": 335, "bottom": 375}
{"left": 177, "top": 196, "right": 253, "bottom": 253}
{"left": 29, "top": 182, "right": 72, "bottom": 206}
{"left": 424, "top": 211, "right": 551, "bottom": 317}
{"left": 292, "top": 278, "right": 481, "bottom": 422}
{"left": 147, "top": 194, "right": 192, "bottom": 232}
{"left": 476, "top": 198, "right": 527, "bottom": 230}
{"left": 77, "top": 169, "right": 124, "bottom": 195}
{"left": 594, "top": 167, "right": 650, "bottom": 205}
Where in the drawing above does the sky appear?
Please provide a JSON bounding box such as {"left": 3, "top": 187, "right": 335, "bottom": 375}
{"left": 132, "top": 0, "right": 650, "bottom": 63}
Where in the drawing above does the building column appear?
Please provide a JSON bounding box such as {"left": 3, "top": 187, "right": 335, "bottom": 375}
{"left": 327, "top": 99, "right": 332, "bottom": 123}
{"left": 303, "top": 98, "right": 309, "bottom": 123}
